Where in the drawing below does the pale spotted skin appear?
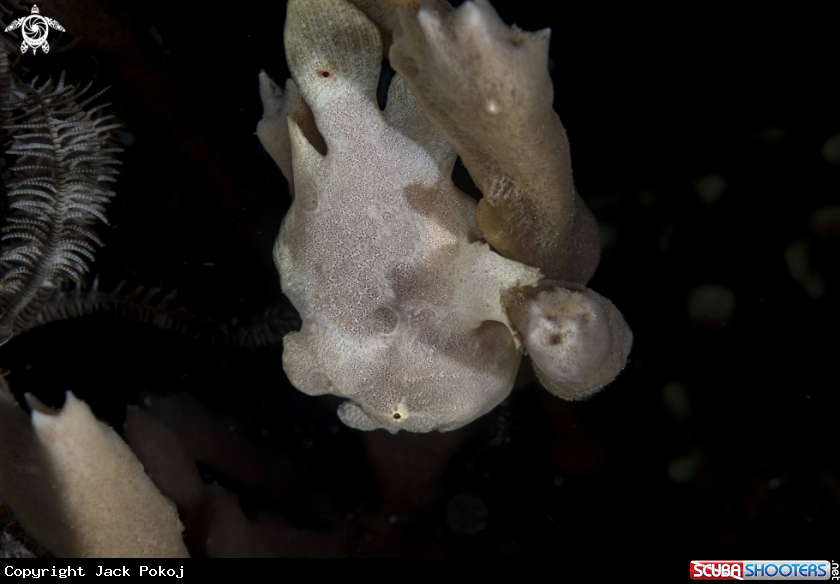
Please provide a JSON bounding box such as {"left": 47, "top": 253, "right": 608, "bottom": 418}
{"left": 258, "top": 0, "right": 632, "bottom": 433}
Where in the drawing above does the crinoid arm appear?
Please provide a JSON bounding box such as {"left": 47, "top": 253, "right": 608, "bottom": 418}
{"left": 0, "top": 74, "right": 122, "bottom": 345}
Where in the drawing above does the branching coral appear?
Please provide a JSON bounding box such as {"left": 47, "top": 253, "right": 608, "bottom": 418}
{"left": 0, "top": 386, "right": 188, "bottom": 557}
{"left": 389, "top": 0, "right": 601, "bottom": 284}
{"left": 259, "top": 0, "right": 632, "bottom": 433}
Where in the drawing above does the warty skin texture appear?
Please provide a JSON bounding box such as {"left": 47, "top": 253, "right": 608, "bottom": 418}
{"left": 258, "top": 0, "right": 633, "bottom": 433}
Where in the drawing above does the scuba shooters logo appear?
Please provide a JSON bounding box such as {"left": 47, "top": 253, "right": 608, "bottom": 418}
{"left": 4, "top": 4, "right": 65, "bottom": 54}
{"left": 690, "top": 560, "right": 837, "bottom": 580}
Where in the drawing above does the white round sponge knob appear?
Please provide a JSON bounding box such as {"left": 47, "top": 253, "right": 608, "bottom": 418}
{"left": 504, "top": 280, "right": 632, "bottom": 400}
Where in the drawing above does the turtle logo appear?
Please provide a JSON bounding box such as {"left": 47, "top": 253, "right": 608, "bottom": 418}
{"left": 4, "top": 5, "right": 65, "bottom": 55}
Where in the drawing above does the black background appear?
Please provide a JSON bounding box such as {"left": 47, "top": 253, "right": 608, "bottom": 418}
{"left": 1, "top": 0, "right": 837, "bottom": 559}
